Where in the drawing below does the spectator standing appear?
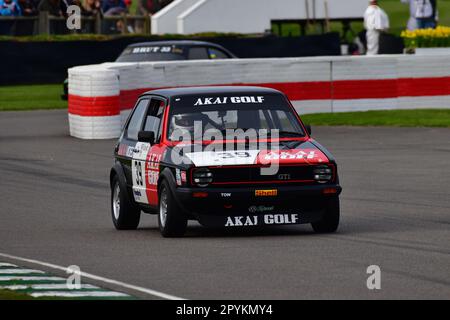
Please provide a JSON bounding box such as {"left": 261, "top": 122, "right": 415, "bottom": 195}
{"left": 0, "top": 0, "right": 22, "bottom": 16}
{"left": 102, "top": 0, "right": 127, "bottom": 34}
{"left": 38, "top": 0, "right": 69, "bottom": 34}
{"left": 414, "top": 0, "right": 437, "bottom": 29}
{"left": 137, "top": 0, "right": 161, "bottom": 15}
{"left": 82, "top": 0, "right": 101, "bottom": 16}
{"left": 364, "top": 0, "right": 390, "bottom": 55}
{"left": 18, "top": 0, "right": 39, "bottom": 16}
{"left": 401, "top": 0, "right": 418, "bottom": 30}
{"left": 38, "top": 0, "right": 66, "bottom": 16}
{"left": 102, "top": 0, "right": 127, "bottom": 15}
{"left": 14, "top": 0, "right": 38, "bottom": 35}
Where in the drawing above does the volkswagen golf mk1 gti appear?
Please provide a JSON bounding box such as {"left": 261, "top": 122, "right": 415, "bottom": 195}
{"left": 110, "top": 86, "right": 342, "bottom": 237}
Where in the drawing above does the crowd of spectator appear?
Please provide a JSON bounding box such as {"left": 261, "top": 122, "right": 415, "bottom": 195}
{"left": 0, "top": 0, "right": 172, "bottom": 17}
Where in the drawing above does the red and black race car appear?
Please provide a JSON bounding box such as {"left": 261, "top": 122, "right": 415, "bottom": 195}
{"left": 110, "top": 86, "right": 342, "bottom": 237}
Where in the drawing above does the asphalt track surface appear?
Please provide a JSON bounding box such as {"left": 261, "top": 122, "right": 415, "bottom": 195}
{"left": 0, "top": 110, "right": 449, "bottom": 300}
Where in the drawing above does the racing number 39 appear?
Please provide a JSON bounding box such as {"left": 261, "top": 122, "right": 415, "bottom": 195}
{"left": 134, "top": 160, "right": 144, "bottom": 187}
{"left": 131, "top": 142, "right": 151, "bottom": 204}
{"left": 217, "top": 151, "right": 250, "bottom": 159}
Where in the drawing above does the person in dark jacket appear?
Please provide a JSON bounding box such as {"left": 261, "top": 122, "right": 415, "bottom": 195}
{"left": 137, "top": 0, "right": 160, "bottom": 15}
{"left": 18, "top": 0, "right": 39, "bottom": 16}
{"left": 37, "top": 0, "right": 66, "bottom": 16}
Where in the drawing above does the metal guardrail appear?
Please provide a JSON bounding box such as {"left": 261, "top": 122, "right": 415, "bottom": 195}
{"left": 0, "top": 12, "right": 151, "bottom": 36}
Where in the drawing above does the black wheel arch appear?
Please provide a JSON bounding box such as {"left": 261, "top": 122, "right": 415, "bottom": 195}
{"left": 158, "top": 167, "right": 185, "bottom": 209}
{"left": 110, "top": 162, "right": 135, "bottom": 206}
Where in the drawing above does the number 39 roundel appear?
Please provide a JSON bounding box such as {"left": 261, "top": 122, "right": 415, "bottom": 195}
{"left": 132, "top": 142, "right": 151, "bottom": 204}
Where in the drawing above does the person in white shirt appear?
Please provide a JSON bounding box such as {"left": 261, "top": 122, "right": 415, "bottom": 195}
{"left": 414, "top": 0, "right": 437, "bottom": 29}
{"left": 364, "top": 0, "right": 390, "bottom": 55}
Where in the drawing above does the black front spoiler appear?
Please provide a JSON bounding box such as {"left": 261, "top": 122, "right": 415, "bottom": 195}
{"left": 174, "top": 184, "right": 341, "bottom": 228}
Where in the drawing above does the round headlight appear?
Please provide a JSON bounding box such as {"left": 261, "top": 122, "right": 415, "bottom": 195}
{"left": 313, "top": 165, "right": 332, "bottom": 183}
{"left": 192, "top": 168, "right": 213, "bottom": 187}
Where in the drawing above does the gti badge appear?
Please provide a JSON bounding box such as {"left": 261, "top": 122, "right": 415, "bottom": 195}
{"left": 277, "top": 173, "right": 291, "bottom": 180}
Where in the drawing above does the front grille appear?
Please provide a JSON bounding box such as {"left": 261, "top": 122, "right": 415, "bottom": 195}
{"left": 208, "top": 165, "right": 316, "bottom": 187}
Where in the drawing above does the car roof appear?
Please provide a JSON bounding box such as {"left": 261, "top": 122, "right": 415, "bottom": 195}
{"left": 127, "top": 40, "right": 225, "bottom": 48}
{"left": 123, "top": 40, "right": 237, "bottom": 59}
{"left": 142, "top": 86, "right": 284, "bottom": 98}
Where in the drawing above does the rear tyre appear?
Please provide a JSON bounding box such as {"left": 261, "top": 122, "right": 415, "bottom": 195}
{"left": 111, "top": 175, "right": 141, "bottom": 230}
{"left": 311, "top": 197, "right": 340, "bottom": 233}
{"left": 158, "top": 180, "right": 187, "bottom": 237}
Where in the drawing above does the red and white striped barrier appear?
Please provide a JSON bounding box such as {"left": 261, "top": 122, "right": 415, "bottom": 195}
{"left": 68, "top": 54, "right": 450, "bottom": 139}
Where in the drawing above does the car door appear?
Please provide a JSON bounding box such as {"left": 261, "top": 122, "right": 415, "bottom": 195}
{"left": 131, "top": 97, "right": 167, "bottom": 207}
{"left": 118, "top": 97, "right": 150, "bottom": 188}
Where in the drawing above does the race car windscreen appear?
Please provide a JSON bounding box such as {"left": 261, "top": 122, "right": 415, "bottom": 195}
{"left": 168, "top": 94, "right": 305, "bottom": 141}
{"left": 115, "top": 45, "right": 186, "bottom": 62}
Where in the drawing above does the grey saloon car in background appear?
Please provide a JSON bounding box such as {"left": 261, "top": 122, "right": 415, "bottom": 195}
{"left": 62, "top": 40, "right": 236, "bottom": 100}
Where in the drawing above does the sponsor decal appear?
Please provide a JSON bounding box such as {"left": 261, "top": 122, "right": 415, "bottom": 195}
{"left": 225, "top": 214, "right": 299, "bottom": 227}
{"left": 225, "top": 216, "right": 258, "bottom": 227}
{"left": 117, "top": 144, "right": 127, "bottom": 156}
{"left": 257, "top": 149, "right": 329, "bottom": 165}
{"left": 264, "top": 214, "right": 299, "bottom": 225}
{"left": 264, "top": 150, "right": 316, "bottom": 160}
{"left": 147, "top": 168, "right": 158, "bottom": 186}
{"left": 117, "top": 144, "right": 135, "bottom": 158}
{"left": 185, "top": 150, "right": 259, "bottom": 167}
{"left": 180, "top": 171, "right": 187, "bottom": 184}
{"left": 147, "top": 153, "right": 161, "bottom": 170}
{"left": 131, "top": 46, "right": 172, "bottom": 54}
{"left": 194, "top": 96, "right": 264, "bottom": 106}
{"left": 255, "top": 189, "right": 278, "bottom": 197}
{"left": 175, "top": 168, "right": 182, "bottom": 186}
{"left": 248, "top": 205, "right": 274, "bottom": 213}
{"left": 126, "top": 146, "right": 134, "bottom": 158}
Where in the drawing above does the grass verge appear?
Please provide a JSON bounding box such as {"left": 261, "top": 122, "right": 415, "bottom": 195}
{"left": 1, "top": 85, "right": 449, "bottom": 128}
{"left": 0, "top": 289, "right": 34, "bottom": 300}
{"left": 0, "top": 84, "right": 66, "bottom": 111}
{"left": 301, "top": 109, "right": 450, "bottom": 127}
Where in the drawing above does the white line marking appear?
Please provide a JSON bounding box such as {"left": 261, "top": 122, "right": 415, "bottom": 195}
{"left": 0, "top": 276, "right": 65, "bottom": 281}
{"left": 0, "top": 252, "right": 185, "bottom": 300}
{"left": 0, "top": 284, "right": 99, "bottom": 290}
{"left": 30, "top": 291, "right": 130, "bottom": 298}
{"left": 0, "top": 285, "right": 28, "bottom": 290}
{"left": 0, "top": 269, "right": 45, "bottom": 274}
{"left": 32, "top": 284, "right": 100, "bottom": 290}
{"left": 0, "top": 263, "right": 17, "bottom": 267}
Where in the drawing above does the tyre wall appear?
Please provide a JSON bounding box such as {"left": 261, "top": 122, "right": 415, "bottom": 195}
{"left": 68, "top": 54, "right": 450, "bottom": 139}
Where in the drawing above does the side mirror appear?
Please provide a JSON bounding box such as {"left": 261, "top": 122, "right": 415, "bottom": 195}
{"left": 305, "top": 125, "right": 312, "bottom": 135}
{"left": 138, "top": 131, "right": 155, "bottom": 144}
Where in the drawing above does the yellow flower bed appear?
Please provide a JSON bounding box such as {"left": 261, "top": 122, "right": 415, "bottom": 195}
{"left": 401, "top": 26, "right": 450, "bottom": 48}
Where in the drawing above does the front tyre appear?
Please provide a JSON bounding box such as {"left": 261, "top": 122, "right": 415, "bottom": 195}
{"left": 158, "top": 180, "right": 187, "bottom": 237}
{"left": 311, "top": 197, "right": 340, "bottom": 233}
{"left": 111, "top": 175, "right": 141, "bottom": 230}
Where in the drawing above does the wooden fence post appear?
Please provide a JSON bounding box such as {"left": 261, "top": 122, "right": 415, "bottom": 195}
{"left": 38, "top": 11, "right": 49, "bottom": 35}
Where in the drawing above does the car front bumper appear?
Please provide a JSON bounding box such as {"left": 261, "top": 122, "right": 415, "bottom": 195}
{"left": 174, "top": 184, "right": 342, "bottom": 228}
